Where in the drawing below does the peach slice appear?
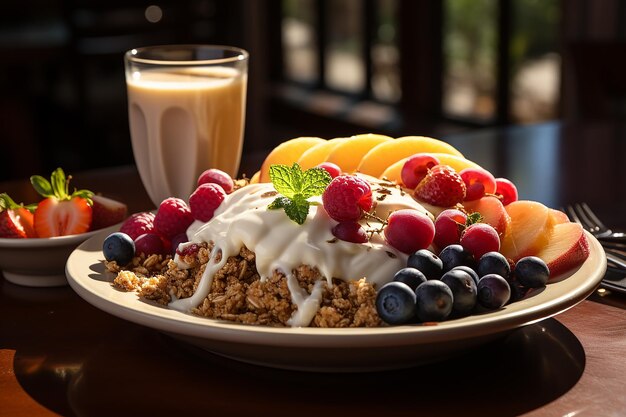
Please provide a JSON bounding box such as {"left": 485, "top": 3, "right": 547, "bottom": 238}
{"left": 357, "top": 136, "right": 464, "bottom": 178}
{"left": 462, "top": 196, "right": 511, "bottom": 236}
{"left": 326, "top": 133, "right": 393, "bottom": 173}
{"left": 249, "top": 171, "right": 260, "bottom": 184}
{"left": 549, "top": 208, "right": 570, "bottom": 224}
{"left": 500, "top": 200, "right": 555, "bottom": 261}
{"left": 259, "top": 137, "right": 325, "bottom": 182}
{"left": 381, "top": 153, "right": 481, "bottom": 185}
{"left": 535, "top": 222, "right": 590, "bottom": 278}
{"left": 297, "top": 137, "right": 347, "bottom": 170}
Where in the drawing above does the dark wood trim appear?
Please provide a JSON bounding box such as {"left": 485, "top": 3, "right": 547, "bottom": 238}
{"left": 316, "top": 0, "right": 328, "bottom": 88}
{"left": 267, "top": 0, "right": 284, "bottom": 82}
{"left": 362, "top": 0, "right": 375, "bottom": 98}
{"left": 397, "top": 0, "right": 443, "bottom": 129}
{"left": 496, "top": 0, "right": 512, "bottom": 125}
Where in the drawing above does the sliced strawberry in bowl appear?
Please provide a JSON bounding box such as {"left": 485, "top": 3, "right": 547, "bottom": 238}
{"left": 91, "top": 195, "right": 128, "bottom": 230}
{"left": 31, "top": 168, "right": 93, "bottom": 237}
{"left": 34, "top": 196, "right": 92, "bottom": 238}
{"left": 0, "top": 193, "right": 36, "bottom": 238}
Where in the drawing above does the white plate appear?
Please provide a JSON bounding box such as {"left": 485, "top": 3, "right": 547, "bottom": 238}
{"left": 66, "top": 228, "right": 606, "bottom": 372}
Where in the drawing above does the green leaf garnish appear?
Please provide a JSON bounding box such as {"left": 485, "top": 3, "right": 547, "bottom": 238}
{"left": 30, "top": 168, "right": 93, "bottom": 205}
{"left": 466, "top": 212, "right": 483, "bottom": 226}
{"left": 0, "top": 193, "right": 37, "bottom": 213}
{"left": 267, "top": 163, "right": 332, "bottom": 225}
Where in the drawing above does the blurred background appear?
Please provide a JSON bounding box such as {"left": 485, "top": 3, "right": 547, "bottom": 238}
{"left": 1, "top": 0, "right": 625, "bottom": 181}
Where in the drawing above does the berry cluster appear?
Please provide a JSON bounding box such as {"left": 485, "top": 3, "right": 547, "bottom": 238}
{"left": 375, "top": 244, "right": 551, "bottom": 325}
{"left": 400, "top": 153, "right": 519, "bottom": 207}
{"left": 103, "top": 168, "right": 233, "bottom": 265}
{"left": 321, "top": 173, "right": 436, "bottom": 254}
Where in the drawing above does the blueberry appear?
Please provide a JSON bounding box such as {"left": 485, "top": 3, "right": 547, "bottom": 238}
{"left": 451, "top": 265, "right": 480, "bottom": 286}
{"left": 439, "top": 244, "right": 475, "bottom": 272}
{"left": 376, "top": 282, "right": 417, "bottom": 325}
{"left": 415, "top": 280, "right": 453, "bottom": 322}
{"left": 441, "top": 269, "right": 477, "bottom": 315}
{"left": 393, "top": 267, "right": 427, "bottom": 291}
{"left": 103, "top": 232, "right": 135, "bottom": 265}
{"left": 407, "top": 249, "right": 443, "bottom": 280}
{"left": 515, "top": 256, "right": 550, "bottom": 288}
{"left": 477, "top": 274, "right": 511, "bottom": 309}
{"left": 477, "top": 251, "right": 511, "bottom": 280}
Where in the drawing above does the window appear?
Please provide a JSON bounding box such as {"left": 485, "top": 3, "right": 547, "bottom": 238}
{"left": 274, "top": 0, "right": 561, "bottom": 131}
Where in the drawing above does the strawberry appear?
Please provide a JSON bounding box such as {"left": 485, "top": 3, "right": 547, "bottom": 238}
{"left": 31, "top": 168, "right": 94, "bottom": 237}
{"left": 0, "top": 193, "right": 36, "bottom": 238}
{"left": 414, "top": 164, "right": 466, "bottom": 207}
{"left": 91, "top": 195, "right": 128, "bottom": 230}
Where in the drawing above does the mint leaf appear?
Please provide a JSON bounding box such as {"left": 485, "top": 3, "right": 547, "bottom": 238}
{"left": 282, "top": 195, "right": 310, "bottom": 225}
{"left": 269, "top": 164, "right": 297, "bottom": 198}
{"left": 268, "top": 196, "right": 289, "bottom": 210}
{"left": 267, "top": 163, "right": 332, "bottom": 225}
{"left": 301, "top": 167, "right": 332, "bottom": 198}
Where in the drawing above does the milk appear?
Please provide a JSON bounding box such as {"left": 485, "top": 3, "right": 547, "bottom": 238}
{"left": 126, "top": 67, "right": 247, "bottom": 206}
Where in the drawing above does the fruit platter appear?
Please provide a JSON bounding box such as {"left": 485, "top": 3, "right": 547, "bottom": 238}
{"left": 65, "top": 134, "right": 606, "bottom": 371}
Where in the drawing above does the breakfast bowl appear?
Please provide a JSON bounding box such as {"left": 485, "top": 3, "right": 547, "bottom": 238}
{"left": 0, "top": 224, "right": 119, "bottom": 287}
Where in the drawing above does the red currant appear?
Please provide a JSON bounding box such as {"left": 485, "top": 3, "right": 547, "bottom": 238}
{"left": 434, "top": 209, "right": 468, "bottom": 249}
{"left": 401, "top": 153, "right": 440, "bottom": 189}
{"left": 316, "top": 162, "right": 342, "bottom": 178}
{"left": 332, "top": 221, "right": 368, "bottom": 243}
{"left": 460, "top": 223, "right": 500, "bottom": 260}
{"left": 495, "top": 178, "right": 518, "bottom": 206}
{"left": 460, "top": 168, "right": 496, "bottom": 201}
{"left": 384, "top": 209, "right": 435, "bottom": 254}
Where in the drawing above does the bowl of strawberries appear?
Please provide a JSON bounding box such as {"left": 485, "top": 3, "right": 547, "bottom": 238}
{"left": 0, "top": 168, "right": 127, "bottom": 287}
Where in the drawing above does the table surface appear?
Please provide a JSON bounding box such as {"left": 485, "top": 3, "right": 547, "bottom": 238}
{"left": 1, "top": 121, "right": 626, "bottom": 417}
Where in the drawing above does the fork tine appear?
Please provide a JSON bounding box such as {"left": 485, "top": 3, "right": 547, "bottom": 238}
{"left": 564, "top": 205, "right": 585, "bottom": 229}
{"left": 573, "top": 203, "right": 599, "bottom": 233}
{"left": 579, "top": 202, "right": 608, "bottom": 232}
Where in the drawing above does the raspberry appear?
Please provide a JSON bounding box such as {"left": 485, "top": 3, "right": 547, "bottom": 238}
{"left": 120, "top": 212, "right": 156, "bottom": 240}
{"left": 197, "top": 168, "right": 234, "bottom": 194}
{"left": 322, "top": 175, "right": 373, "bottom": 222}
{"left": 134, "top": 232, "right": 168, "bottom": 256}
{"left": 154, "top": 198, "right": 194, "bottom": 239}
{"left": 189, "top": 183, "right": 226, "bottom": 222}
{"left": 414, "top": 165, "right": 466, "bottom": 207}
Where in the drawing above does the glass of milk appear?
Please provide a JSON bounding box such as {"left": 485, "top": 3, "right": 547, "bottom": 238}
{"left": 124, "top": 45, "right": 248, "bottom": 207}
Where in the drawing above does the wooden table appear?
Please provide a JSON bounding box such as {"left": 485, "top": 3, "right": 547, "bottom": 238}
{"left": 1, "top": 121, "right": 625, "bottom": 417}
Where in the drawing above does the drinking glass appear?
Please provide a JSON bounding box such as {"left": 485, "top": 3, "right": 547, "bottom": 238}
{"left": 124, "top": 45, "right": 248, "bottom": 207}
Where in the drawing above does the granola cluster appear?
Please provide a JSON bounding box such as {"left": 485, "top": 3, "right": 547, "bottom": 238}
{"left": 109, "top": 243, "right": 381, "bottom": 328}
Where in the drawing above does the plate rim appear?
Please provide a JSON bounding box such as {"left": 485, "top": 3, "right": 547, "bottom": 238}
{"left": 66, "top": 228, "right": 607, "bottom": 349}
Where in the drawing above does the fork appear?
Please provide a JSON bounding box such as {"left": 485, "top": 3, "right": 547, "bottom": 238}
{"left": 563, "top": 203, "right": 626, "bottom": 242}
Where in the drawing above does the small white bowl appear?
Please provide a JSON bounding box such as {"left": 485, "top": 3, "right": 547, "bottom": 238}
{"left": 0, "top": 224, "right": 119, "bottom": 287}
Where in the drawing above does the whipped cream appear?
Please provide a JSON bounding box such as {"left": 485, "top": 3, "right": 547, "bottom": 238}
{"left": 169, "top": 177, "right": 432, "bottom": 327}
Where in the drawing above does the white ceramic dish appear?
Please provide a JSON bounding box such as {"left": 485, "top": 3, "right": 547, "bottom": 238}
{"left": 0, "top": 224, "right": 120, "bottom": 287}
{"left": 66, "top": 228, "right": 606, "bottom": 372}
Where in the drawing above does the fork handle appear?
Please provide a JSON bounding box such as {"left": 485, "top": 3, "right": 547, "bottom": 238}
{"left": 598, "top": 234, "right": 626, "bottom": 244}
{"left": 607, "top": 253, "right": 626, "bottom": 270}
